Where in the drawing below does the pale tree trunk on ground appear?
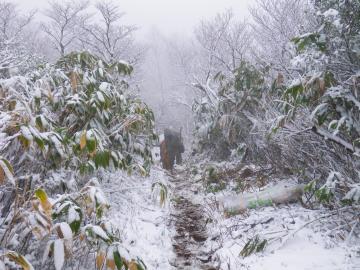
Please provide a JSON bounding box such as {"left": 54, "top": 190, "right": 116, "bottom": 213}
{"left": 220, "top": 183, "right": 305, "bottom": 215}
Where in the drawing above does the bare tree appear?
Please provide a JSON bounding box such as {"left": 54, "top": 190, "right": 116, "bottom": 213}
{"left": 0, "top": 1, "right": 38, "bottom": 77}
{"left": 250, "top": 0, "right": 316, "bottom": 77}
{"left": 80, "top": 1, "right": 138, "bottom": 63}
{"left": 81, "top": 1, "right": 136, "bottom": 62}
{"left": 41, "top": 0, "right": 89, "bottom": 57}
{"left": 0, "top": 1, "right": 36, "bottom": 40}
{"left": 194, "top": 10, "right": 253, "bottom": 80}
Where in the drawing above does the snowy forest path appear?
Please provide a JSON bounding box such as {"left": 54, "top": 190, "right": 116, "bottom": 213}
{"left": 168, "top": 168, "right": 219, "bottom": 270}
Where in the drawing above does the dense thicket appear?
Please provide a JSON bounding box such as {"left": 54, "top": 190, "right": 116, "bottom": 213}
{"left": 0, "top": 28, "right": 154, "bottom": 270}
{"left": 190, "top": 0, "right": 360, "bottom": 207}
{"left": 0, "top": 1, "right": 159, "bottom": 268}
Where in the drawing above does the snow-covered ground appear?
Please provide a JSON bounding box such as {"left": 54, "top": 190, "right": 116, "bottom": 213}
{"left": 101, "top": 160, "right": 360, "bottom": 270}
{"left": 211, "top": 205, "right": 360, "bottom": 270}
{"left": 102, "top": 166, "right": 175, "bottom": 270}
{"left": 243, "top": 229, "right": 357, "bottom": 270}
{"left": 180, "top": 161, "right": 360, "bottom": 270}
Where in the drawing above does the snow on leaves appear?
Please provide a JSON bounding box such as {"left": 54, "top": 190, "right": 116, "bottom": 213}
{"left": 0, "top": 156, "right": 14, "bottom": 185}
{"left": 286, "top": 0, "right": 360, "bottom": 147}
{"left": 0, "top": 51, "right": 155, "bottom": 269}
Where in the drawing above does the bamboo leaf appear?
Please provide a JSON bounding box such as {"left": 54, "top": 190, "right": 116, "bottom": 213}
{"left": 138, "top": 164, "right": 147, "bottom": 176}
{"left": 96, "top": 251, "right": 106, "bottom": 270}
{"left": 128, "top": 260, "right": 139, "bottom": 270}
{"left": 0, "top": 166, "right": 4, "bottom": 185}
{"left": 240, "top": 235, "right": 267, "bottom": 257}
{"left": 18, "top": 134, "right": 31, "bottom": 149}
{"left": 106, "top": 259, "right": 116, "bottom": 270}
{"left": 80, "top": 130, "right": 87, "bottom": 150}
{"left": 152, "top": 182, "right": 168, "bottom": 207}
{"left": 35, "top": 189, "right": 52, "bottom": 216}
{"left": 113, "top": 251, "right": 124, "bottom": 270}
{"left": 6, "top": 251, "right": 34, "bottom": 270}
{"left": 70, "top": 71, "right": 78, "bottom": 91}
{"left": 54, "top": 239, "right": 65, "bottom": 270}
{"left": 42, "top": 241, "right": 53, "bottom": 264}
{"left": 0, "top": 158, "right": 15, "bottom": 185}
{"left": 87, "top": 138, "right": 97, "bottom": 154}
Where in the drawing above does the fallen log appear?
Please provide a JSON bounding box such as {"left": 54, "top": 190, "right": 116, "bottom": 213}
{"left": 220, "top": 182, "right": 304, "bottom": 216}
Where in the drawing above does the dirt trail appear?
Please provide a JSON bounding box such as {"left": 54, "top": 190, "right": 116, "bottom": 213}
{"left": 169, "top": 170, "right": 219, "bottom": 270}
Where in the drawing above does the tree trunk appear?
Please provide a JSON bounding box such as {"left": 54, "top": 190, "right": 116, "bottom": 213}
{"left": 219, "top": 182, "right": 304, "bottom": 216}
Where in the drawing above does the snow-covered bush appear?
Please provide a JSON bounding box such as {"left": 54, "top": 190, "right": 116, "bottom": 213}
{"left": 191, "top": 0, "right": 360, "bottom": 213}
{"left": 2, "top": 51, "right": 155, "bottom": 176}
{"left": 274, "top": 0, "right": 360, "bottom": 208}
{"left": 193, "top": 61, "right": 266, "bottom": 160}
{"left": 0, "top": 51, "right": 156, "bottom": 269}
{"left": 285, "top": 0, "right": 360, "bottom": 149}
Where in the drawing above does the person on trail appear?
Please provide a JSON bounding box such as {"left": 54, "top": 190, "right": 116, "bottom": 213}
{"left": 160, "top": 140, "right": 172, "bottom": 170}
{"left": 160, "top": 128, "right": 185, "bottom": 171}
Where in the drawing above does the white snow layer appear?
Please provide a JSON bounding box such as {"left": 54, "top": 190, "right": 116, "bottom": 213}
{"left": 54, "top": 239, "right": 65, "bottom": 270}
{"left": 102, "top": 166, "right": 174, "bottom": 270}
{"left": 101, "top": 163, "right": 359, "bottom": 270}
{"left": 209, "top": 203, "right": 360, "bottom": 270}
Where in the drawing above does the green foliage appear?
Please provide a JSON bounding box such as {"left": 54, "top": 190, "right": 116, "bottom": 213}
{"left": 152, "top": 182, "right": 168, "bottom": 207}
{"left": 224, "top": 208, "right": 238, "bottom": 217}
{"left": 304, "top": 178, "right": 335, "bottom": 206}
{"left": 206, "top": 182, "right": 226, "bottom": 194}
{"left": 315, "top": 187, "right": 333, "bottom": 204}
{"left": 52, "top": 198, "right": 83, "bottom": 233}
{"left": 203, "top": 166, "right": 226, "bottom": 193}
{"left": 206, "top": 166, "right": 218, "bottom": 182}
{"left": 284, "top": 82, "right": 304, "bottom": 104}
{"left": 233, "top": 61, "right": 265, "bottom": 94}
{"left": 292, "top": 33, "right": 326, "bottom": 52}
{"left": 240, "top": 235, "right": 267, "bottom": 257}
{"left": 247, "top": 198, "right": 273, "bottom": 209}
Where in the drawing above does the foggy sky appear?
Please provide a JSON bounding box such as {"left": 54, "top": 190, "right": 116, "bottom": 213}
{"left": 12, "top": 0, "right": 251, "bottom": 37}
